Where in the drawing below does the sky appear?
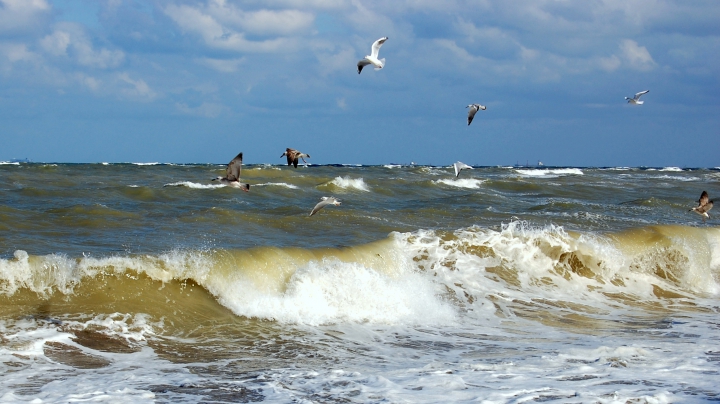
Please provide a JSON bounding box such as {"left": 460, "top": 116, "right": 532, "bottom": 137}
{"left": 0, "top": 0, "right": 718, "bottom": 166}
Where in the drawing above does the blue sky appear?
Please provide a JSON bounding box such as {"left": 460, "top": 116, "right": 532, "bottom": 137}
{"left": 0, "top": 0, "right": 718, "bottom": 166}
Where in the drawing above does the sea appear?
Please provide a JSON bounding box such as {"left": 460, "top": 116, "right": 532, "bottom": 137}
{"left": 1, "top": 162, "right": 719, "bottom": 403}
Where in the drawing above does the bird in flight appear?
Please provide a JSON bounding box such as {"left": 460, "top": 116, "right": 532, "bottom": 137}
{"left": 310, "top": 196, "right": 342, "bottom": 216}
{"left": 212, "top": 152, "right": 250, "bottom": 191}
{"left": 689, "top": 190, "right": 713, "bottom": 222}
{"left": 281, "top": 148, "right": 310, "bottom": 168}
{"left": 357, "top": 37, "right": 388, "bottom": 74}
{"left": 453, "top": 162, "right": 473, "bottom": 177}
{"left": 466, "top": 104, "right": 487, "bottom": 126}
{"left": 625, "top": 90, "right": 649, "bottom": 105}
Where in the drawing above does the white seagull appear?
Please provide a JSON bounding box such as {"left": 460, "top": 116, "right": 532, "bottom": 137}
{"left": 357, "top": 37, "right": 388, "bottom": 74}
{"left": 453, "top": 162, "right": 473, "bottom": 178}
{"left": 310, "top": 196, "right": 341, "bottom": 217}
{"left": 466, "top": 104, "right": 487, "bottom": 126}
{"left": 625, "top": 90, "right": 649, "bottom": 105}
{"left": 689, "top": 190, "right": 713, "bottom": 222}
{"left": 212, "top": 152, "right": 250, "bottom": 191}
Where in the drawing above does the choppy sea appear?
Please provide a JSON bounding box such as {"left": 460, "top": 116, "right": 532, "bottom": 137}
{"left": 1, "top": 162, "right": 719, "bottom": 403}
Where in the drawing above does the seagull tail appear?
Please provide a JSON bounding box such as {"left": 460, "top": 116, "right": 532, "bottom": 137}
{"left": 375, "top": 58, "right": 386, "bottom": 70}
{"left": 241, "top": 183, "right": 250, "bottom": 192}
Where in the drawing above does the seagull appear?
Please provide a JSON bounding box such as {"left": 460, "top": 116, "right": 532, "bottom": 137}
{"left": 281, "top": 148, "right": 310, "bottom": 168}
{"left": 310, "top": 196, "right": 341, "bottom": 217}
{"left": 357, "top": 37, "right": 388, "bottom": 74}
{"left": 625, "top": 90, "right": 649, "bottom": 105}
{"left": 453, "top": 162, "right": 473, "bottom": 177}
{"left": 212, "top": 152, "right": 250, "bottom": 191}
{"left": 689, "top": 190, "right": 713, "bottom": 222}
{"left": 466, "top": 104, "right": 487, "bottom": 126}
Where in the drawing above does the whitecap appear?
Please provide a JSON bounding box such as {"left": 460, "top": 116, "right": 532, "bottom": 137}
{"left": 328, "top": 176, "right": 370, "bottom": 192}
{"left": 132, "top": 162, "right": 160, "bottom": 166}
{"left": 254, "top": 182, "right": 299, "bottom": 189}
{"left": 163, "top": 181, "right": 225, "bottom": 189}
{"left": 660, "top": 167, "right": 683, "bottom": 172}
{"left": 434, "top": 178, "right": 486, "bottom": 189}
{"left": 515, "top": 168, "right": 583, "bottom": 177}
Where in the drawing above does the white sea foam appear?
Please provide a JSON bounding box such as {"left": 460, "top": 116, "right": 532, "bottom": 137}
{"left": 254, "top": 182, "right": 299, "bottom": 189}
{"left": 216, "top": 258, "right": 456, "bottom": 326}
{"left": 434, "top": 178, "right": 486, "bottom": 189}
{"left": 0, "top": 162, "right": 19, "bottom": 165}
{"left": 132, "top": 162, "right": 160, "bottom": 166}
{"left": 328, "top": 176, "right": 370, "bottom": 192}
{"left": 163, "top": 181, "right": 225, "bottom": 189}
{"left": 383, "top": 164, "right": 402, "bottom": 169}
{"left": 515, "top": 168, "right": 584, "bottom": 177}
{"left": 660, "top": 166, "right": 683, "bottom": 172}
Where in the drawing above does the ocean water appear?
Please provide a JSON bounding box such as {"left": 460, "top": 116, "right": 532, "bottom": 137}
{"left": 1, "top": 162, "right": 719, "bottom": 403}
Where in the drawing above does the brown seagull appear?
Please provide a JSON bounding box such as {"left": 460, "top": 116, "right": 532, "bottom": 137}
{"left": 212, "top": 152, "right": 250, "bottom": 191}
{"left": 690, "top": 190, "right": 713, "bottom": 222}
{"left": 281, "top": 148, "right": 310, "bottom": 168}
{"left": 466, "top": 104, "right": 487, "bottom": 126}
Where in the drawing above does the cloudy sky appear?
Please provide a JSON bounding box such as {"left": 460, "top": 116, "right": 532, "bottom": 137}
{"left": 1, "top": 0, "right": 718, "bottom": 166}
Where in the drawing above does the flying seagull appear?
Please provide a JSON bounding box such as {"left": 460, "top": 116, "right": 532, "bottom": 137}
{"left": 212, "top": 152, "right": 250, "bottom": 191}
{"left": 357, "top": 37, "right": 388, "bottom": 74}
{"left": 453, "top": 162, "right": 473, "bottom": 178}
{"left": 281, "top": 148, "right": 310, "bottom": 168}
{"left": 310, "top": 196, "right": 341, "bottom": 217}
{"left": 689, "top": 190, "right": 713, "bottom": 222}
{"left": 466, "top": 104, "right": 487, "bottom": 126}
{"left": 625, "top": 90, "right": 649, "bottom": 105}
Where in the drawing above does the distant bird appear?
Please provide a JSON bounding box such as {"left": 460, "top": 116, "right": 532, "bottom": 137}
{"left": 625, "top": 90, "right": 649, "bottom": 105}
{"left": 453, "top": 161, "right": 473, "bottom": 177}
{"left": 357, "top": 37, "right": 388, "bottom": 74}
{"left": 689, "top": 190, "right": 713, "bottom": 222}
{"left": 310, "top": 196, "right": 341, "bottom": 216}
{"left": 281, "top": 148, "right": 310, "bottom": 168}
{"left": 466, "top": 104, "right": 487, "bottom": 126}
{"left": 212, "top": 152, "right": 250, "bottom": 191}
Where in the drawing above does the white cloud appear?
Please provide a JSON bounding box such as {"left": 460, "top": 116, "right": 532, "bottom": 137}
{"left": 598, "top": 55, "right": 621, "bottom": 72}
{"left": 118, "top": 72, "right": 156, "bottom": 100}
{"left": 40, "top": 24, "right": 124, "bottom": 69}
{"left": 164, "top": 2, "right": 302, "bottom": 53}
{"left": 619, "top": 39, "right": 656, "bottom": 71}
{"left": 0, "top": 0, "right": 50, "bottom": 33}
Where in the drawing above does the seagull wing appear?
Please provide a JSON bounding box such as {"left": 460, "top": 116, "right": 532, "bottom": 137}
{"left": 634, "top": 90, "right": 649, "bottom": 100}
{"left": 357, "top": 59, "right": 371, "bottom": 74}
{"left": 310, "top": 197, "right": 330, "bottom": 216}
{"left": 226, "top": 153, "right": 243, "bottom": 181}
{"left": 467, "top": 105, "right": 478, "bottom": 126}
{"left": 284, "top": 149, "right": 296, "bottom": 166}
{"left": 370, "top": 37, "right": 388, "bottom": 59}
{"left": 698, "top": 191, "right": 710, "bottom": 208}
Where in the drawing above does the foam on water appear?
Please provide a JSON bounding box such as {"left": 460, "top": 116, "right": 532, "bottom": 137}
{"left": 660, "top": 167, "right": 683, "bottom": 172}
{"left": 326, "top": 176, "right": 370, "bottom": 192}
{"left": 515, "top": 168, "right": 584, "bottom": 177}
{"left": 163, "top": 181, "right": 225, "bottom": 189}
{"left": 254, "top": 182, "right": 299, "bottom": 189}
{"left": 434, "top": 178, "right": 485, "bottom": 189}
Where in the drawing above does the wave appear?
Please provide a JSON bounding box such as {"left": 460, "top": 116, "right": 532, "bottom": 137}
{"left": 515, "top": 168, "right": 584, "bottom": 177}
{"left": 132, "top": 162, "right": 160, "bottom": 166}
{"left": 163, "top": 181, "right": 224, "bottom": 189}
{"left": 254, "top": 182, "right": 299, "bottom": 189}
{"left": 660, "top": 167, "right": 683, "bottom": 172}
{"left": 0, "top": 162, "right": 20, "bottom": 165}
{"left": 2, "top": 224, "right": 718, "bottom": 328}
{"left": 434, "top": 178, "right": 486, "bottom": 189}
{"left": 324, "top": 176, "right": 370, "bottom": 192}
